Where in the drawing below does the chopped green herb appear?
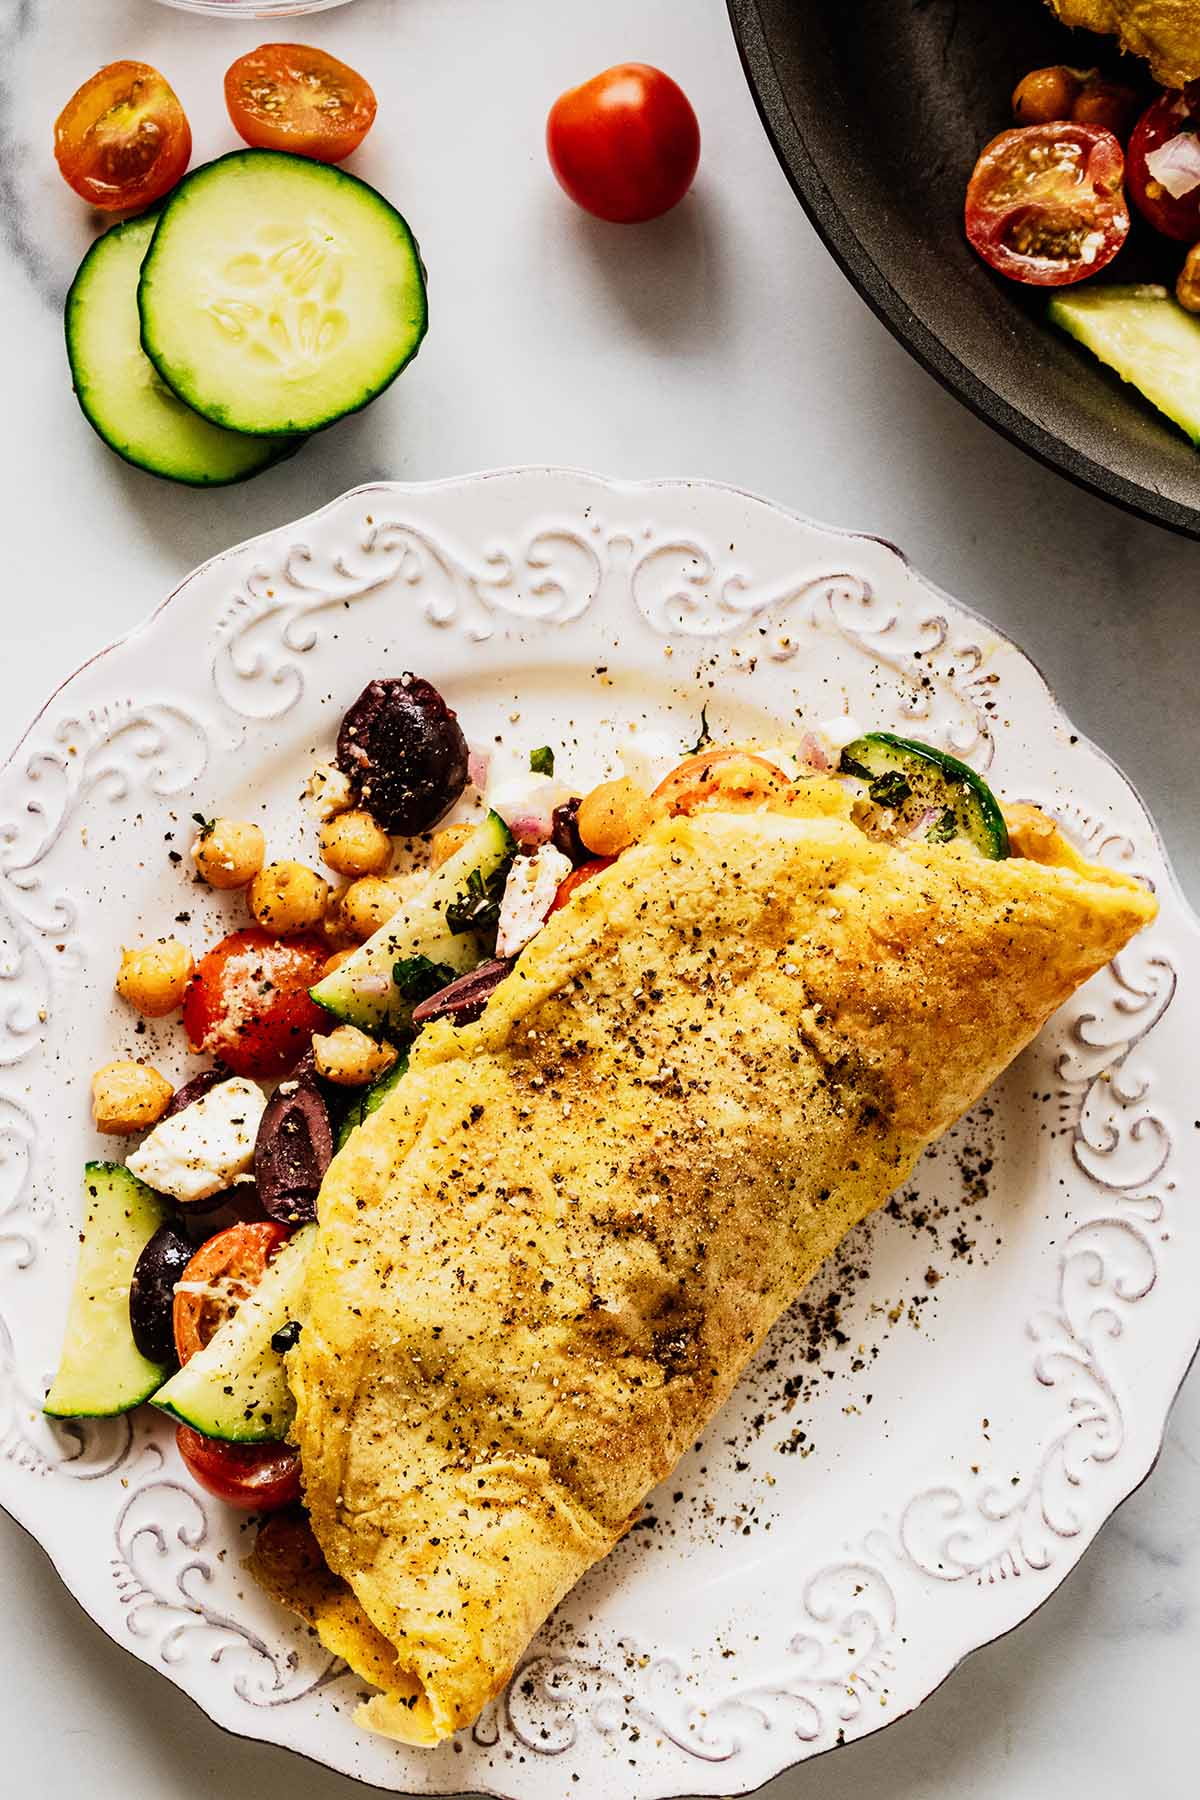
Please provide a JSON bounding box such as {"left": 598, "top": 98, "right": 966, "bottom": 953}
{"left": 926, "top": 808, "right": 959, "bottom": 845}
{"left": 529, "top": 746, "right": 555, "bottom": 776}
{"left": 393, "top": 955, "right": 458, "bottom": 1003}
{"left": 445, "top": 858, "right": 512, "bottom": 936}
{"left": 867, "top": 770, "right": 912, "bottom": 809}
{"left": 191, "top": 812, "right": 216, "bottom": 840}
{"left": 688, "top": 705, "right": 713, "bottom": 755}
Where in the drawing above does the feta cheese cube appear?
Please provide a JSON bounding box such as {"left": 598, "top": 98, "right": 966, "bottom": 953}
{"left": 126, "top": 1076, "right": 267, "bottom": 1205}
{"left": 495, "top": 846, "right": 573, "bottom": 958}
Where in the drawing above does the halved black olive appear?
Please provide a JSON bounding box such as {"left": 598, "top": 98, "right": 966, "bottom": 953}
{"left": 336, "top": 675, "right": 469, "bottom": 834}
{"left": 254, "top": 1074, "right": 334, "bottom": 1225}
{"left": 129, "top": 1224, "right": 191, "bottom": 1366}
{"left": 551, "top": 797, "right": 588, "bottom": 866}
{"left": 410, "top": 957, "right": 514, "bottom": 1028}
{"left": 163, "top": 1068, "right": 224, "bottom": 1120}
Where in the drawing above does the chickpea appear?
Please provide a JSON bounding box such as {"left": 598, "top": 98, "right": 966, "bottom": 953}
{"left": 1177, "top": 244, "right": 1200, "bottom": 314}
{"left": 1012, "top": 66, "right": 1079, "bottom": 127}
{"left": 338, "top": 875, "right": 404, "bottom": 942}
{"left": 92, "top": 1061, "right": 173, "bottom": 1135}
{"left": 191, "top": 817, "right": 265, "bottom": 890}
{"left": 312, "top": 1025, "right": 399, "bottom": 1087}
{"left": 577, "top": 777, "right": 652, "bottom": 857}
{"left": 248, "top": 860, "right": 330, "bottom": 936}
{"left": 115, "top": 939, "right": 193, "bottom": 1018}
{"left": 430, "top": 822, "right": 476, "bottom": 869}
{"left": 319, "top": 808, "right": 392, "bottom": 879}
{"left": 1071, "top": 80, "right": 1140, "bottom": 141}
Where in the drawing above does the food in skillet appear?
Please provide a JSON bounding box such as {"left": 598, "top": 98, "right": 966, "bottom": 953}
{"left": 963, "top": 28, "right": 1200, "bottom": 443}
{"left": 1046, "top": 0, "right": 1200, "bottom": 90}
{"left": 42, "top": 681, "right": 1157, "bottom": 1733}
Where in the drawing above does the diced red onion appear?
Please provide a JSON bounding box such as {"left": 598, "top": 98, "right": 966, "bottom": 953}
{"left": 467, "top": 747, "right": 491, "bottom": 790}
{"left": 1145, "top": 132, "right": 1200, "bottom": 200}
{"left": 797, "top": 732, "right": 834, "bottom": 773}
{"left": 508, "top": 813, "right": 552, "bottom": 846}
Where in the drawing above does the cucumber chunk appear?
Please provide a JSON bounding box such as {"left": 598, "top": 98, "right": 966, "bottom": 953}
{"left": 44, "top": 1164, "right": 172, "bottom": 1418}
{"left": 335, "top": 1056, "right": 408, "bottom": 1151}
{"left": 1049, "top": 285, "right": 1200, "bottom": 446}
{"left": 311, "top": 812, "right": 515, "bottom": 1034}
{"left": 152, "top": 1225, "right": 313, "bottom": 1444}
{"left": 138, "top": 150, "right": 428, "bottom": 436}
{"left": 65, "top": 213, "right": 295, "bottom": 487}
{"left": 840, "top": 733, "right": 1009, "bottom": 858}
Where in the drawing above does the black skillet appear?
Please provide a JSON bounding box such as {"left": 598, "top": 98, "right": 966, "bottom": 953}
{"left": 727, "top": 0, "right": 1200, "bottom": 540}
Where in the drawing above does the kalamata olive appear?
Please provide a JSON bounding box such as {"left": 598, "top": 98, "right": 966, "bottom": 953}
{"left": 163, "top": 1068, "right": 224, "bottom": 1120}
{"left": 254, "top": 1074, "right": 333, "bottom": 1225}
{"left": 410, "top": 957, "right": 514, "bottom": 1028}
{"left": 336, "top": 675, "right": 469, "bottom": 834}
{"left": 129, "top": 1224, "right": 191, "bottom": 1366}
{"left": 551, "top": 797, "right": 588, "bottom": 866}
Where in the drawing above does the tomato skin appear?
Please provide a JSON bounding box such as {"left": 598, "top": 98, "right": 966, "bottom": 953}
{"left": 173, "top": 1221, "right": 292, "bottom": 1367}
{"left": 549, "top": 857, "right": 616, "bottom": 913}
{"left": 1127, "top": 93, "right": 1200, "bottom": 242}
{"left": 176, "top": 1425, "right": 301, "bottom": 1512}
{"left": 964, "top": 123, "right": 1129, "bottom": 286}
{"left": 651, "top": 749, "right": 790, "bottom": 816}
{"left": 547, "top": 63, "right": 700, "bottom": 223}
{"left": 183, "top": 929, "right": 328, "bottom": 1080}
{"left": 54, "top": 61, "right": 191, "bottom": 211}
{"left": 225, "top": 44, "right": 377, "bottom": 163}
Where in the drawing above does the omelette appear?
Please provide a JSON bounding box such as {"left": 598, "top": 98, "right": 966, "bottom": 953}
{"left": 1047, "top": 0, "right": 1200, "bottom": 87}
{"left": 252, "top": 778, "right": 1155, "bottom": 1745}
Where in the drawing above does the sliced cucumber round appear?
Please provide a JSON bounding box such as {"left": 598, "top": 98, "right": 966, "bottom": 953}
{"left": 66, "top": 213, "right": 296, "bottom": 487}
{"left": 138, "top": 150, "right": 428, "bottom": 436}
{"left": 840, "top": 733, "right": 1009, "bottom": 859}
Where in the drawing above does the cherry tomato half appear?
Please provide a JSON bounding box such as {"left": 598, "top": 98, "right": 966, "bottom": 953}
{"left": 1127, "top": 92, "right": 1200, "bottom": 242}
{"left": 224, "top": 43, "right": 377, "bottom": 163}
{"left": 54, "top": 61, "right": 191, "bottom": 212}
{"left": 549, "top": 856, "right": 616, "bottom": 913}
{"left": 173, "top": 1221, "right": 292, "bottom": 1367}
{"left": 183, "top": 928, "right": 328, "bottom": 1079}
{"left": 651, "top": 749, "right": 791, "bottom": 817}
{"left": 964, "top": 123, "right": 1129, "bottom": 286}
{"left": 176, "top": 1425, "right": 301, "bottom": 1512}
{"left": 547, "top": 63, "right": 700, "bottom": 223}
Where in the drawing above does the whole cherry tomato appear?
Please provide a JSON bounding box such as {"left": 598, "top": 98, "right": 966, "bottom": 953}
{"left": 964, "top": 123, "right": 1129, "bottom": 286}
{"left": 549, "top": 856, "right": 616, "bottom": 913}
{"left": 182, "top": 928, "right": 328, "bottom": 1079}
{"left": 224, "top": 43, "right": 377, "bottom": 163}
{"left": 54, "top": 61, "right": 191, "bottom": 211}
{"left": 1126, "top": 92, "right": 1200, "bottom": 242}
{"left": 651, "top": 749, "right": 790, "bottom": 816}
{"left": 173, "top": 1221, "right": 292, "bottom": 1367}
{"left": 546, "top": 63, "right": 700, "bottom": 223}
{"left": 176, "top": 1425, "right": 301, "bottom": 1512}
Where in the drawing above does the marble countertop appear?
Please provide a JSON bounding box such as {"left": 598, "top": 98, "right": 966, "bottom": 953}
{"left": 1, "top": 2, "right": 1197, "bottom": 1797}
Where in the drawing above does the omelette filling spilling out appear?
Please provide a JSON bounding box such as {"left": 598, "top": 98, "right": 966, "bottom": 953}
{"left": 248, "top": 771, "right": 1156, "bottom": 1746}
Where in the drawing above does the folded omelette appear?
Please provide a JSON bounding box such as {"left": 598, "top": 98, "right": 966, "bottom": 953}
{"left": 253, "top": 786, "right": 1155, "bottom": 1744}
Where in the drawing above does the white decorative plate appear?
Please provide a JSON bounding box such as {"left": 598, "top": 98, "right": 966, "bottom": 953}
{"left": 0, "top": 470, "right": 1196, "bottom": 1800}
